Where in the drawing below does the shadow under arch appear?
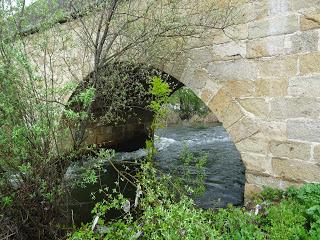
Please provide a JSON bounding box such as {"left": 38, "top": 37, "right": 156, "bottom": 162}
{"left": 64, "top": 62, "right": 184, "bottom": 151}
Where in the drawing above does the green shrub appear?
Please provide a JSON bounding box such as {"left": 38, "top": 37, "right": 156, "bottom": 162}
{"left": 264, "top": 200, "right": 308, "bottom": 239}
{"left": 69, "top": 162, "right": 218, "bottom": 240}
{"left": 69, "top": 181, "right": 320, "bottom": 239}
{"left": 0, "top": 42, "right": 71, "bottom": 239}
{"left": 169, "top": 88, "right": 210, "bottom": 120}
{"left": 286, "top": 184, "right": 320, "bottom": 237}
{"left": 258, "top": 187, "right": 284, "bottom": 202}
{"left": 286, "top": 184, "right": 320, "bottom": 207}
{"left": 209, "top": 206, "right": 265, "bottom": 239}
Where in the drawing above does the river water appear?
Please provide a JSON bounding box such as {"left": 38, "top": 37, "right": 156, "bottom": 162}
{"left": 154, "top": 123, "right": 245, "bottom": 208}
{"left": 68, "top": 123, "right": 245, "bottom": 224}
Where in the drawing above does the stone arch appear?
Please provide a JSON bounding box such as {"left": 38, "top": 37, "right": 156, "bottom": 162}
{"left": 25, "top": 0, "right": 320, "bottom": 199}
{"left": 63, "top": 59, "right": 247, "bottom": 204}
{"left": 62, "top": 62, "right": 185, "bottom": 151}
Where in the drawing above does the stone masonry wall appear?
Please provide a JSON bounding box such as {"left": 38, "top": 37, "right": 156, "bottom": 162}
{"left": 25, "top": 0, "right": 320, "bottom": 198}
{"left": 177, "top": 0, "right": 320, "bottom": 198}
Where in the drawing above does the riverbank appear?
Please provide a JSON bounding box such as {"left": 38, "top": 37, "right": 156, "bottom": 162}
{"left": 162, "top": 108, "right": 219, "bottom": 126}
{"left": 69, "top": 172, "right": 320, "bottom": 239}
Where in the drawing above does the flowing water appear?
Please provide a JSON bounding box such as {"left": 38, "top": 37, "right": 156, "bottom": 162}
{"left": 154, "top": 123, "right": 245, "bottom": 208}
{"left": 68, "top": 123, "right": 245, "bottom": 224}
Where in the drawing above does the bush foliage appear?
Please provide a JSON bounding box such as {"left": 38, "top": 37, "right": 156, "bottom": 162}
{"left": 169, "top": 88, "right": 210, "bottom": 120}
{"left": 69, "top": 165, "right": 320, "bottom": 240}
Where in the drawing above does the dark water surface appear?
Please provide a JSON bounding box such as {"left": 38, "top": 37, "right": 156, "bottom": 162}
{"left": 154, "top": 123, "right": 245, "bottom": 208}
{"left": 68, "top": 123, "right": 245, "bottom": 224}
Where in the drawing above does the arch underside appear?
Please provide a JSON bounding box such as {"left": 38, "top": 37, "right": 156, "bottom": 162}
{"left": 63, "top": 62, "right": 184, "bottom": 151}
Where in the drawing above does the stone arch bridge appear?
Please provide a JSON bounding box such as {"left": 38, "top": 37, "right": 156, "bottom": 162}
{"left": 25, "top": 0, "right": 320, "bottom": 198}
